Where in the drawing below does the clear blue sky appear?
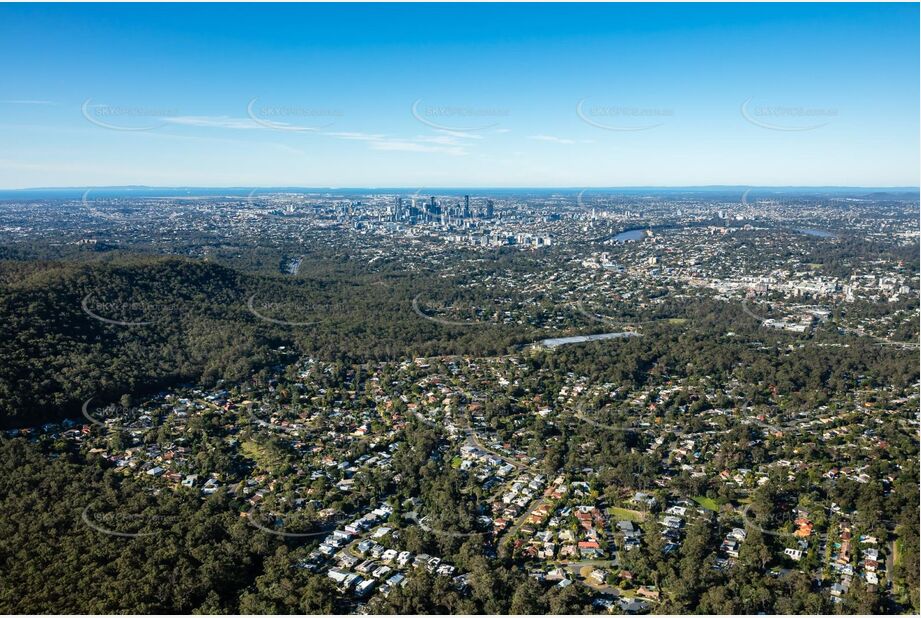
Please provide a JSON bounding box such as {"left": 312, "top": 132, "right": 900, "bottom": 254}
{"left": 0, "top": 3, "right": 917, "bottom": 188}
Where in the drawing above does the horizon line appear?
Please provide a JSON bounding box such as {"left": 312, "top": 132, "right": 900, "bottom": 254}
{"left": 3, "top": 184, "right": 919, "bottom": 192}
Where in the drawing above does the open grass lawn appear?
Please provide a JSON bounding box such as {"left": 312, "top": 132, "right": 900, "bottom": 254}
{"left": 609, "top": 506, "right": 646, "bottom": 522}
{"left": 692, "top": 495, "right": 719, "bottom": 511}
{"left": 241, "top": 439, "right": 291, "bottom": 475}
{"left": 891, "top": 538, "right": 903, "bottom": 597}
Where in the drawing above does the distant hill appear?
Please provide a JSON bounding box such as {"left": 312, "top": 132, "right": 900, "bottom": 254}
{"left": 0, "top": 256, "right": 282, "bottom": 427}
{"left": 0, "top": 255, "right": 528, "bottom": 427}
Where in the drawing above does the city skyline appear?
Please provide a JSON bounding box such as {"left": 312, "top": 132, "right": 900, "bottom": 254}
{"left": 1, "top": 3, "right": 919, "bottom": 189}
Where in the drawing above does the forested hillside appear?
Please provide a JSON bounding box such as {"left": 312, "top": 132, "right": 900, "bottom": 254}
{"left": 0, "top": 439, "right": 332, "bottom": 613}
{"left": 0, "top": 255, "right": 532, "bottom": 427}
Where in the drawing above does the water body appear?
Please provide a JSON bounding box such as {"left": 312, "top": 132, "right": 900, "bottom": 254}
{"left": 595, "top": 221, "right": 715, "bottom": 244}
{"left": 613, "top": 229, "right": 646, "bottom": 242}
{"left": 540, "top": 331, "right": 642, "bottom": 348}
{"left": 795, "top": 228, "right": 836, "bottom": 238}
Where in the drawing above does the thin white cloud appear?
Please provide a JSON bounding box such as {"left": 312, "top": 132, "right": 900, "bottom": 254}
{"left": 321, "top": 130, "right": 469, "bottom": 156}
{"left": 323, "top": 131, "right": 388, "bottom": 141}
{"left": 416, "top": 134, "right": 466, "bottom": 146}
{"left": 163, "top": 115, "right": 264, "bottom": 130}
{"left": 18, "top": 103, "right": 475, "bottom": 157}
{"left": 83, "top": 107, "right": 319, "bottom": 132}
{"left": 433, "top": 129, "right": 484, "bottom": 140}
{"left": 368, "top": 140, "right": 466, "bottom": 156}
{"left": 528, "top": 134, "right": 576, "bottom": 144}
{"left": 0, "top": 99, "right": 56, "bottom": 105}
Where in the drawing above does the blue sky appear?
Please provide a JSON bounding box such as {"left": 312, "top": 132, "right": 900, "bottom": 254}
{"left": 0, "top": 3, "right": 918, "bottom": 188}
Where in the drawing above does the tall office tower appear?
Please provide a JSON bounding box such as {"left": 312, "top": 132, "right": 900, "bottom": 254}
{"left": 463, "top": 194, "right": 470, "bottom": 218}
{"left": 429, "top": 196, "right": 438, "bottom": 215}
{"left": 485, "top": 199, "right": 495, "bottom": 219}
{"left": 394, "top": 196, "right": 403, "bottom": 221}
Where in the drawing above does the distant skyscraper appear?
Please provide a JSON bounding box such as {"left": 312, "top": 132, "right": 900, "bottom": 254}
{"left": 485, "top": 199, "right": 494, "bottom": 219}
{"left": 463, "top": 195, "right": 470, "bottom": 218}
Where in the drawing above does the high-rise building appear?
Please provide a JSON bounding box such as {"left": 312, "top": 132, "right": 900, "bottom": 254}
{"left": 463, "top": 195, "right": 470, "bottom": 218}
{"left": 485, "top": 199, "right": 495, "bottom": 219}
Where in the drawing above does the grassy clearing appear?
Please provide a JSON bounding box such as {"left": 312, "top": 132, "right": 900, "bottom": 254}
{"left": 609, "top": 507, "right": 646, "bottom": 522}
{"left": 241, "top": 439, "right": 291, "bottom": 474}
{"left": 692, "top": 495, "right": 719, "bottom": 511}
{"left": 892, "top": 538, "right": 902, "bottom": 597}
